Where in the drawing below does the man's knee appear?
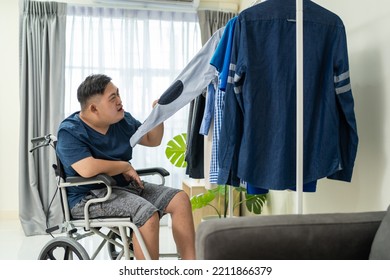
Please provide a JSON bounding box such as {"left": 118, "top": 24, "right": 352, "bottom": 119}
{"left": 166, "top": 191, "right": 191, "bottom": 214}
{"left": 148, "top": 211, "right": 160, "bottom": 223}
{"left": 140, "top": 211, "right": 160, "bottom": 229}
{"left": 175, "top": 190, "right": 190, "bottom": 202}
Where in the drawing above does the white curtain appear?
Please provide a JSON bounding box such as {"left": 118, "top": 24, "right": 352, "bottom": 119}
{"left": 65, "top": 6, "right": 201, "bottom": 189}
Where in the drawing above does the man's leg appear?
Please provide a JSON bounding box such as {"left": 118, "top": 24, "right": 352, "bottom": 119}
{"left": 165, "top": 191, "right": 196, "bottom": 259}
{"left": 132, "top": 211, "right": 160, "bottom": 260}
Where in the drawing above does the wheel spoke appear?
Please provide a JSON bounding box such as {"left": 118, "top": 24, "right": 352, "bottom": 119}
{"left": 64, "top": 246, "right": 72, "bottom": 260}
{"left": 47, "top": 250, "right": 57, "bottom": 260}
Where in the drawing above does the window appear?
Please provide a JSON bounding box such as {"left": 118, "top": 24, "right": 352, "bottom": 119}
{"left": 65, "top": 6, "right": 201, "bottom": 187}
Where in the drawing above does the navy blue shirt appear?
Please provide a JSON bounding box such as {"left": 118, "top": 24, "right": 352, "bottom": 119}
{"left": 56, "top": 112, "right": 141, "bottom": 208}
{"left": 218, "top": 0, "right": 358, "bottom": 188}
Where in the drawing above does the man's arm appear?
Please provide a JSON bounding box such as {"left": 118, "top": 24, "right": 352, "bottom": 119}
{"left": 71, "top": 157, "right": 131, "bottom": 178}
{"left": 71, "top": 156, "right": 142, "bottom": 186}
{"left": 72, "top": 157, "right": 143, "bottom": 186}
{"left": 138, "top": 122, "right": 164, "bottom": 147}
{"left": 138, "top": 99, "right": 164, "bottom": 147}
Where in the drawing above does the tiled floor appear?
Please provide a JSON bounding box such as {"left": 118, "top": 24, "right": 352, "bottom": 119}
{"left": 0, "top": 218, "right": 177, "bottom": 260}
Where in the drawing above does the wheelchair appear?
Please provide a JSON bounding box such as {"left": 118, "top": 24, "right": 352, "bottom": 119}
{"left": 30, "top": 134, "right": 176, "bottom": 260}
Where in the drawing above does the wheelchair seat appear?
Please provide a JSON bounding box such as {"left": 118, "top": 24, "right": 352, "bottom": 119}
{"left": 31, "top": 134, "right": 173, "bottom": 260}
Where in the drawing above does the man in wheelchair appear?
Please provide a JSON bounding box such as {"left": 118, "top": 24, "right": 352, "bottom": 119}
{"left": 56, "top": 74, "right": 195, "bottom": 260}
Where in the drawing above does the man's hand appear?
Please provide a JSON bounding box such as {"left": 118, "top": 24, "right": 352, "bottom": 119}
{"left": 123, "top": 164, "right": 144, "bottom": 188}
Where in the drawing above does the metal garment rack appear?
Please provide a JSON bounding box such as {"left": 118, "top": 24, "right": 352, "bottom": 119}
{"left": 296, "top": 0, "right": 304, "bottom": 215}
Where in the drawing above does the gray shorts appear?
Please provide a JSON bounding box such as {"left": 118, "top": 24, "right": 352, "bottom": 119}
{"left": 70, "top": 181, "right": 181, "bottom": 227}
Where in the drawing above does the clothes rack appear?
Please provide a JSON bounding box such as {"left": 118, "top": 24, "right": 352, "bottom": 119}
{"left": 296, "top": 0, "right": 304, "bottom": 214}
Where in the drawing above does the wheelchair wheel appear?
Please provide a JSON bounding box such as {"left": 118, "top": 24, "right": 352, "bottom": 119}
{"left": 107, "top": 231, "right": 134, "bottom": 260}
{"left": 38, "top": 236, "right": 90, "bottom": 260}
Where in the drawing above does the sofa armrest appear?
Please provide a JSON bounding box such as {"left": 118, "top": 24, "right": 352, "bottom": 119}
{"left": 196, "top": 211, "right": 386, "bottom": 260}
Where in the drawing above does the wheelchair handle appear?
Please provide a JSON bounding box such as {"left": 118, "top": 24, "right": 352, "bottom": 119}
{"left": 31, "top": 135, "right": 49, "bottom": 144}
{"left": 31, "top": 134, "right": 57, "bottom": 144}
{"left": 30, "top": 134, "right": 57, "bottom": 153}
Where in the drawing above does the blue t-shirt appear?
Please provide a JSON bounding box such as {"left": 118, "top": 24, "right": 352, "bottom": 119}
{"left": 56, "top": 111, "right": 142, "bottom": 208}
{"left": 210, "top": 16, "right": 237, "bottom": 91}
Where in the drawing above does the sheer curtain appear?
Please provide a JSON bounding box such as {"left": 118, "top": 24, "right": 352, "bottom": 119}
{"left": 65, "top": 6, "right": 201, "bottom": 189}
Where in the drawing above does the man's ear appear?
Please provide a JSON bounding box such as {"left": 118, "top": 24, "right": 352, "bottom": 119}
{"left": 90, "top": 103, "right": 98, "bottom": 113}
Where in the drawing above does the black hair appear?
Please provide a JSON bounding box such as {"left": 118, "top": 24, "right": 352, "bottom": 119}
{"left": 77, "top": 74, "right": 112, "bottom": 110}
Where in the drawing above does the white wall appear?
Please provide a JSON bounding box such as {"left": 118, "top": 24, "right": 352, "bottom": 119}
{"left": 0, "top": 0, "right": 20, "bottom": 219}
{"left": 1, "top": 0, "right": 389, "bottom": 220}
{"left": 240, "top": 0, "right": 390, "bottom": 214}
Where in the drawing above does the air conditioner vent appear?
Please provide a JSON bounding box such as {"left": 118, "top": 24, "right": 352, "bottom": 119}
{"left": 94, "top": 0, "right": 200, "bottom": 12}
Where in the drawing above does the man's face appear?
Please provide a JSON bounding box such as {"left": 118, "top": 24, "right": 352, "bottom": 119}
{"left": 95, "top": 81, "right": 125, "bottom": 124}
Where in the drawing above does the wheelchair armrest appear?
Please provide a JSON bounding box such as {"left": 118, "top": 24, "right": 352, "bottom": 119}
{"left": 66, "top": 174, "right": 117, "bottom": 186}
{"left": 61, "top": 174, "right": 116, "bottom": 231}
{"left": 136, "top": 167, "right": 170, "bottom": 177}
{"left": 61, "top": 170, "right": 167, "bottom": 230}
{"left": 64, "top": 169, "right": 167, "bottom": 187}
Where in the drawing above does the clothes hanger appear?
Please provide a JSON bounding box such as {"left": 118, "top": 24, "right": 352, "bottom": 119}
{"left": 250, "top": 0, "right": 263, "bottom": 6}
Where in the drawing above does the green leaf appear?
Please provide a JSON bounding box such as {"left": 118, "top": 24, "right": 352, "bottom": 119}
{"left": 245, "top": 193, "right": 267, "bottom": 215}
{"left": 190, "top": 190, "right": 216, "bottom": 210}
{"left": 165, "top": 133, "right": 187, "bottom": 168}
{"left": 190, "top": 190, "right": 221, "bottom": 217}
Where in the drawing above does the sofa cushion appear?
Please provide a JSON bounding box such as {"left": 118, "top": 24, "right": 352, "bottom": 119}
{"left": 369, "top": 205, "right": 390, "bottom": 259}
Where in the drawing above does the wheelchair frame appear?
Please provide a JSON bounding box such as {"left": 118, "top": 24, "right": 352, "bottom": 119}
{"left": 31, "top": 134, "right": 173, "bottom": 260}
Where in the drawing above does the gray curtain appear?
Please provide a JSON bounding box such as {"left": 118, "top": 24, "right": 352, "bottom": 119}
{"left": 19, "top": 0, "right": 67, "bottom": 236}
{"left": 197, "top": 10, "right": 237, "bottom": 45}
{"left": 185, "top": 10, "right": 237, "bottom": 179}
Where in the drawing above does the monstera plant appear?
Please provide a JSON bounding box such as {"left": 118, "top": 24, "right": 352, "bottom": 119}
{"left": 165, "top": 133, "right": 187, "bottom": 168}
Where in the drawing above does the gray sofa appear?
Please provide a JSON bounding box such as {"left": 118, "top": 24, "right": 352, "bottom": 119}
{"left": 195, "top": 207, "right": 390, "bottom": 260}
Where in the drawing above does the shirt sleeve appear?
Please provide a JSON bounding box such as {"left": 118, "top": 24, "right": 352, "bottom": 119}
{"left": 327, "top": 25, "right": 358, "bottom": 182}
{"left": 56, "top": 126, "right": 91, "bottom": 176}
{"left": 199, "top": 82, "right": 216, "bottom": 136}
